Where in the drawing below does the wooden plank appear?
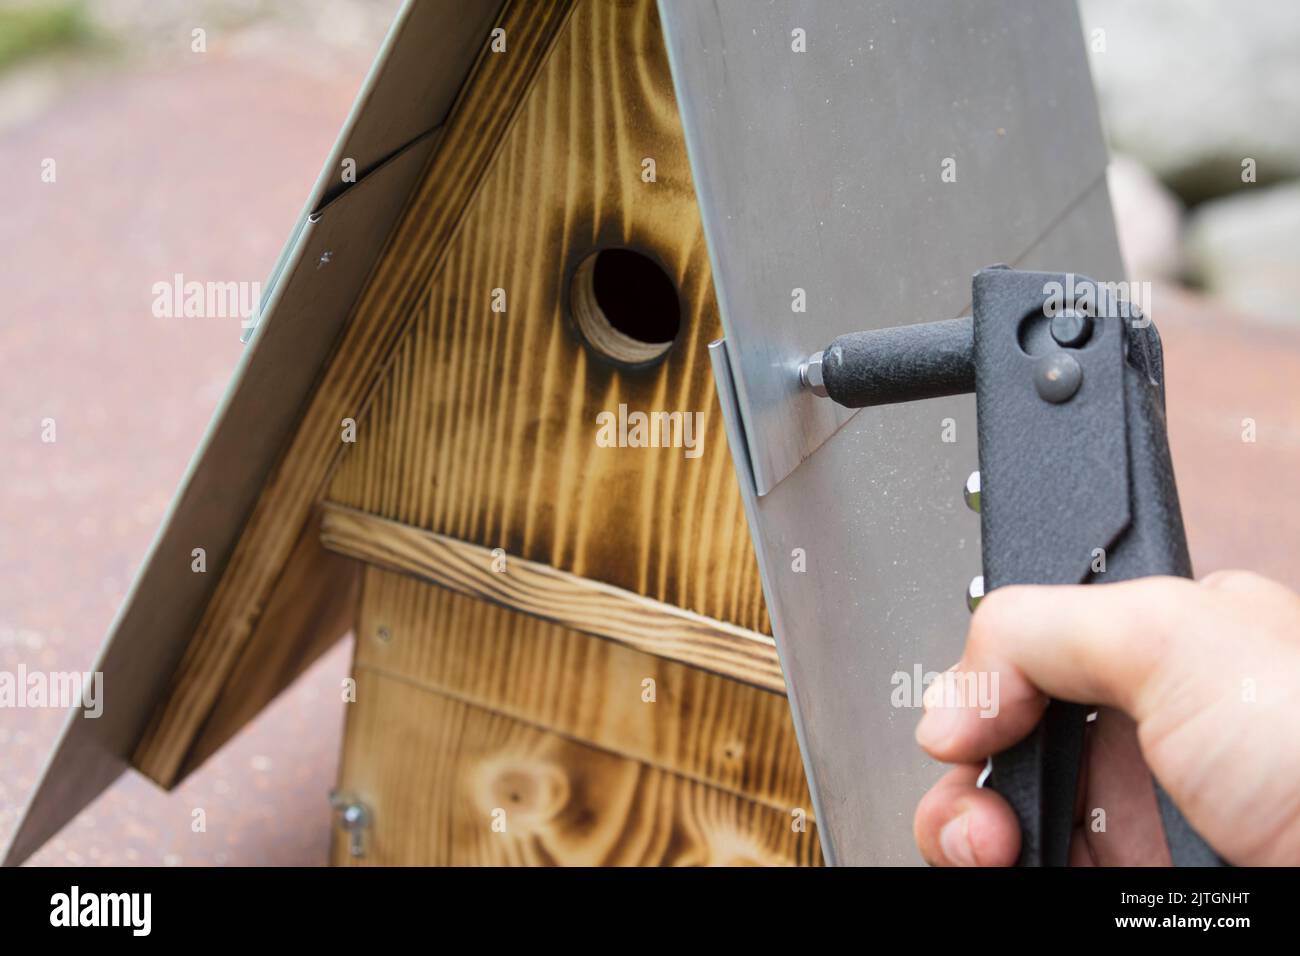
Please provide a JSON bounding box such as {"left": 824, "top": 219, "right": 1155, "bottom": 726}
{"left": 333, "top": 669, "right": 822, "bottom": 866}
{"left": 353, "top": 567, "right": 808, "bottom": 812}
{"left": 325, "top": 504, "right": 780, "bottom": 691}
{"left": 323, "top": 0, "right": 768, "bottom": 637}
{"left": 131, "top": 0, "right": 578, "bottom": 787}
{"left": 323, "top": 504, "right": 783, "bottom": 692}
{"left": 180, "top": 510, "right": 361, "bottom": 778}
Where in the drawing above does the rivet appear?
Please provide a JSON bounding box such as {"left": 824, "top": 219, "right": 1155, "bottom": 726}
{"left": 798, "top": 350, "right": 828, "bottom": 397}
{"left": 1033, "top": 352, "right": 1082, "bottom": 403}
{"left": 963, "top": 471, "right": 981, "bottom": 513}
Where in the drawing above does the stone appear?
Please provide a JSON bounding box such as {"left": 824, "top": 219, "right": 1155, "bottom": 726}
{"left": 1079, "top": 0, "right": 1300, "bottom": 203}
{"left": 1184, "top": 181, "right": 1300, "bottom": 326}
{"left": 1107, "top": 153, "right": 1183, "bottom": 282}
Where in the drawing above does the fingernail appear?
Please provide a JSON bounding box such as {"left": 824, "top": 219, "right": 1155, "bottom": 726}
{"left": 939, "top": 813, "right": 977, "bottom": 866}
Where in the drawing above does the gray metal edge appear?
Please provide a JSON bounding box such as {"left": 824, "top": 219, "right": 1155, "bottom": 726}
{"left": 707, "top": 339, "right": 837, "bottom": 866}
{"left": 656, "top": 2, "right": 809, "bottom": 496}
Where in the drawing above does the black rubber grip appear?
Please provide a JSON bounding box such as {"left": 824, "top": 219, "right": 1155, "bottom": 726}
{"left": 822, "top": 317, "right": 974, "bottom": 408}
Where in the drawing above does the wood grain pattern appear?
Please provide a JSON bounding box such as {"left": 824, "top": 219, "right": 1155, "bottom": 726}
{"left": 132, "top": 0, "right": 578, "bottom": 787}
{"left": 333, "top": 669, "right": 822, "bottom": 866}
{"left": 353, "top": 567, "right": 809, "bottom": 812}
{"left": 322, "top": 503, "right": 783, "bottom": 691}
{"left": 324, "top": 0, "right": 769, "bottom": 635}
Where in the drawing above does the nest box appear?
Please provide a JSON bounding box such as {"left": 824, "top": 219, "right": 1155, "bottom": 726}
{"left": 7, "top": 0, "right": 820, "bottom": 867}
{"left": 8, "top": 0, "right": 1120, "bottom": 867}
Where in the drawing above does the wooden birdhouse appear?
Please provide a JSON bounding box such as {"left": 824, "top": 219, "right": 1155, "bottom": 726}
{"left": 5, "top": 0, "right": 821, "bottom": 867}
{"left": 8, "top": 0, "right": 1120, "bottom": 868}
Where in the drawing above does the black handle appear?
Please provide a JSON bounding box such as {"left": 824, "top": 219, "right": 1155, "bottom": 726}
{"left": 986, "top": 702, "right": 1089, "bottom": 867}
{"left": 983, "top": 325, "right": 1224, "bottom": 866}
{"left": 822, "top": 317, "right": 973, "bottom": 408}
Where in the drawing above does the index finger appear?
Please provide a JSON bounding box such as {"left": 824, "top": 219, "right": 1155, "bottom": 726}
{"left": 915, "top": 576, "right": 1193, "bottom": 764}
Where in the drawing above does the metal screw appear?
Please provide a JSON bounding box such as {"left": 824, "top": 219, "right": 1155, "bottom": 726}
{"left": 967, "top": 575, "right": 984, "bottom": 612}
{"left": 329, "top": 791, "right": 371, "bottom": 858}
{"left": 1033, "top": 352, "right": 1083, "bottom": 403}
{"left": 342, "top": 803, "right": 367, "bottom": 828}
{"left": 375, "top": 626, "right": 391, "bottom": 643}
{"left": 798, "top": 351, "right": 828, "bottom": 397}
{"left": 1049, "top": 308, "right": 1093, "bottom": 348}
{"left": 963, "top": 471, "right": 981, "bottom": 513}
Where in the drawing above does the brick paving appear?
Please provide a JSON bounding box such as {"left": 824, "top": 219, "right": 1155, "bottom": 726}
{"left": 0, "top": 41, "right": 371, "bottom": 866}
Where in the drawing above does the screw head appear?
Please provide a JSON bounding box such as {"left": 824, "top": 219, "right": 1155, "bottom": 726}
{"left": 963, "top": 471, "right": 981, "bottom": 513}
{"left": 341, "top": 804, "right": 368, "bottom": 829}
{"left": 967, "top": 575, "right": 985, "bottom": 612}
{"left": 1033, "top": 352, "right": 1083, "bottom": 403}
{"left": 375, "top": 626, "right": 392, "bottom": 643}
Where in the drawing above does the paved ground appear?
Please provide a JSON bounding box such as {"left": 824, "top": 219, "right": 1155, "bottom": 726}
{"left": 0, "top": 22, "right": 1296, "bottom": 868}
{"left": 1156, "top": 284, "right": 1300, "bottom": 590}
{"left": 0, "top": 31, "right": 375, "bottom": 866}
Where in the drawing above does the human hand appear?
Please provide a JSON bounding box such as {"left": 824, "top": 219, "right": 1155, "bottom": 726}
{"left": 912, "top": 571, "right": 1300, "bottom": 866}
